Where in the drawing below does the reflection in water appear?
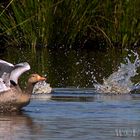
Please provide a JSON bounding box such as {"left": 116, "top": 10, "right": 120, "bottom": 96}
{"left": 0, "top": 92, "right": 140, "bottom": 140}
{"left": 51, "top": 88, "right": 96, "bottom": 102}
{"left": 27, "top": 95, "right": 140, "bottom": 140}
{"left": 0, "top": 112, "right": 42, "bottom": 140}
{"left": 1, "top": 47, "right": 136, "bottom": 88}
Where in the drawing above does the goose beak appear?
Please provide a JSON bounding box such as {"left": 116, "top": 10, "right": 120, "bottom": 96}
{"left": 38, "top": 75, "right": 46, "bottom": 81}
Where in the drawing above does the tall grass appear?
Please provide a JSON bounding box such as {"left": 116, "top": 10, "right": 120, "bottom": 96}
{"left": 0, "top": 0, "right": 54, "bottom": 48}
{"left": 93, "top": 0, "right": 140, "bottom": 48}
{"left": 49, "top": 0, "right": 100, "bottom": 47}
{"left": 0, "top": 0, "right": 140, "bottom": 49}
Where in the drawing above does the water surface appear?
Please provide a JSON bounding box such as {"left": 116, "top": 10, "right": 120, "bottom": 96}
{"left": 0, "top": 90, "right": 140, "bottom": 140}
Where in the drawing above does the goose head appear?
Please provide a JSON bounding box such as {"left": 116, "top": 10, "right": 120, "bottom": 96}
{"left": 28, "top": 74, "right": 46, "bottom": 85}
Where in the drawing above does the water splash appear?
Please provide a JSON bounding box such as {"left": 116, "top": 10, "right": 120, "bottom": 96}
{"left": 94, "top": 51, "right": 140, "bottom": 94}
{"left": 33, "top": 81, "right": 52, "bottom": 94}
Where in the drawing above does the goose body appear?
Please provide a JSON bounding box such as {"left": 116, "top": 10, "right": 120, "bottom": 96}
{"left": 0, "top": 60, "right": 46, "bottom": 112}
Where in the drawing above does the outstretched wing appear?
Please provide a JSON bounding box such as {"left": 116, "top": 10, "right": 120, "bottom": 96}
{"left": 0, "top": 60, "right": 14, "bottom": 86}
{"left": 0, "top": 60, "right": 30, "bottom": 86}
{"left": 10, "top": 62, "right": 30, "bottom": 84}
{"left": 0, "top": 59, "right": 14, "bottom": 77}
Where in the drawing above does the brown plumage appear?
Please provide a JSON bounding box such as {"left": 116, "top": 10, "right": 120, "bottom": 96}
{"left": 0, "top": 74, "right": 46, "bottom": 112}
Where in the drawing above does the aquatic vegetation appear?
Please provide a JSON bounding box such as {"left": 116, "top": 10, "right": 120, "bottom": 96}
{"left": 0, "top": 0, "right": 140, "bottom": 48}
{"left": 94, "top": 51, "right": 140, "bottom": 94}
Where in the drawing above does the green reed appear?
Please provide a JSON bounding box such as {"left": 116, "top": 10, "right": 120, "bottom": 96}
{"left": 0, "top": 0, "right": 140, "bottom": 49}
{"left": 100, "top": 0, "right": 140, "bottom": 48}
{"left": 0, "top": 0, "right": 55, "bottom": 48}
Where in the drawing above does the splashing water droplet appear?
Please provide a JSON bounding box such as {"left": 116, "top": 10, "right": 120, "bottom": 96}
{"left": 94, "top": 51, "right": 140, "bottom": 94}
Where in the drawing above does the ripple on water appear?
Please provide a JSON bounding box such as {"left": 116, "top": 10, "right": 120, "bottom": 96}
{"left": 0, "top": 90, "right": 140, "bottom": 140}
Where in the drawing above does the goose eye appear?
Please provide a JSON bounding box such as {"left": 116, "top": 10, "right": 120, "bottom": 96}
{"left": 32, "top": 75, "right": 35, "bottom": 77}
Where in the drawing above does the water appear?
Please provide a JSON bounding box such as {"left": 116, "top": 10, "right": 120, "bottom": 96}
{"left": 0, "top": 91, "right": 140, "bottom": 140}
{"left": 1, "top": 47, "right": 140, "bottom": 139}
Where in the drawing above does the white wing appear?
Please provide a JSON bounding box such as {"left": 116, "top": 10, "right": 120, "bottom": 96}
{"left": 0, "top": 60, "right": 30, "bottom": 87}
{"left": 10, "top": 62, "right": 30, "bottom": 84}
{"left": 0, "top": 59, "right": 14, "bottom": 76}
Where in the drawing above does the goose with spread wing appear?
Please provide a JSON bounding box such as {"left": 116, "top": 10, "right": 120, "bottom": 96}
{"left": 0, "top": 59, "right": 46, "bottom": 112}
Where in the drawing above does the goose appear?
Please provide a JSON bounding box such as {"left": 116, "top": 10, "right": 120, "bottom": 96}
{"left": 0, "top": 60, "right": 46, "bottom": 112}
